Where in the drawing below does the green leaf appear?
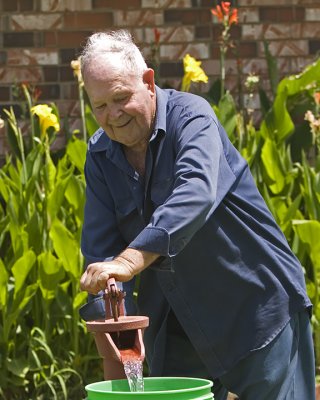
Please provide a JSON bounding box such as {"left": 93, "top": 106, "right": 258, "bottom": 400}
{"left": 0, "top": 259, "right": 8, "bottom": 308}
{"left": 73, "top": 291, "right": 87, "bottom": 310}
{"left": 12, "top": 250, "right": 36, "bottom": 297}
{"left": 85, "top": 104, "right": 99, "bottom": 138}
{"left": 38, "top": 252, "right": 65, "bottom": 301}
{"left": 260, "top": 90, "right": 294, "bottom": 142}
{"left": 49, "top": 219, "right": 81, "bottom": 279}
{"left": 292, "top": 219, "right": 320, "bottom": 269}
{"left": 261, "top": 139, "right": 285, "bottom": 194}
{"left": 66, "top": 138, "right": 87, "bottom": 174}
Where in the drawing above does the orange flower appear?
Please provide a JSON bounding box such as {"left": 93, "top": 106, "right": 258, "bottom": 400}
{"left": 314, "top": 92, "right": 320, "bottom": 106}
{"left": 229, "top": 8, "right": 238, "bottom": 25}
{"left": 153, "top": 28, "right": 161, "bottom": 45}
{"left": 211, "top": 5, "right": 224, "bottom": 22}
{"left": 211, "top": 2, "right": 238, "bottom": 26}
{"left": 221, "top": 1, "right": 230, "bottom": 15}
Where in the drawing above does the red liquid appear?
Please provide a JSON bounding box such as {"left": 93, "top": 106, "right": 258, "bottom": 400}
{"left": 120, "top": 348, "right": 142, "bottom": 362}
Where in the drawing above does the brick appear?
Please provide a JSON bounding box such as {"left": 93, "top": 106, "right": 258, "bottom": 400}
{"left": 45, "top": 31, "right": 89, "bottom": 48}
{"left": 43, "top": 66, "right": 59, "bottom": 81}
{"left": 3, "top": 0, "right": 18, "bottom": 12}
{"left": 305, "top": 8, "right": 320, "bottom": 21}
{"left": 309, "top": 40, "right": 320, "bottom": 54}
{"left": 55, "top": 99, "right": 79, "bottom": 116}
{"left": 160, "top": 42, "right": 209, "bottom": 60}
{"left": 238, "top": 7, "right": 259, "bottom": 23}
{"left": 7, "top": 49, "right": 59, "bottom": 65}
{"left": 0, "top": 52, "right": 7, "bottom": 65}
{"left": 164, "top": 9, "right": 211, "bottom": 25}
{"left": 238, "top": 41, "right": 257, "bottom": 58}
{"left": 60, "top": 84, "right": 79, "bottom": 101}
{"left": 0, "top": 104, "right": 23, "bottom": 120}
{"left": 195, "top": 26, "right": 211, "bottom": 39}
{"left": 60, "top": 66, "right": 74, "bottom": 81}
{"left": 3, "top": 32, "right": 34, "bottom": 47}
{"left": 159, "top": 62, "right": 184, "bottom": 77}
{"left": 41, "top": 0, "right": 91, "bottom": 11}
{"left": 94, "top": 0, "right": 141, "bottom": 8}
{"left": 259, "top": 7, "right": 305, "bottom": 22}
{"left": 19, "top": 0, "right": 34, "bottom": 11}
{"left": 261, "top": 40, "right": 308, "bottom": 57}
{"left": 11, "top": 14, "right": 62, "bottom": 31}
{"left": 113, "top": 10, "right": 163, "bottom": 27}
{"left": 64, "top": 12, "right": 113, "bottom": 29}
{"left": 37, "top": 84, "right": 60, "bottom": 100}
{"left": 0, "top": 87, "right": 10, "bottom": 101}
{"left": 0, "top": 66, "right": 43, "bottom": 83}
{"left": 60, "top": 48, "right": 81, "bottom": 64}
{"left": 141, "top": 0, "right": 191, "bottom": 7}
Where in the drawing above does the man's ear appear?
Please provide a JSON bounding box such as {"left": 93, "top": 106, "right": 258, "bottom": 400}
{"left": 143, "top": 68, "right": 155, "bottom": 93}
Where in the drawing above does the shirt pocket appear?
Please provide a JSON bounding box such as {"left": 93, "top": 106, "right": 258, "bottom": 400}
{"left": 151, "top": 177, "right": 174, "bottom": 206}
{"left": 115, "top": 198, "right": 143, "bottom": 244}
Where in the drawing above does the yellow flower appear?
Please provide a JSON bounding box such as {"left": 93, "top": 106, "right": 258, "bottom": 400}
{"left": 181, "top": 54, "right": 208, "bottom": 92}
{"left": 71, "top": 58, "right": 83, "bottom": 85}
{"left": 31, "top": 104, "right": 60, "bottom": 136}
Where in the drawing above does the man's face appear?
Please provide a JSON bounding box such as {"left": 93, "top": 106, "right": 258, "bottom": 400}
{"left": 84, "top": 59, "right": 156, "bottom": 150}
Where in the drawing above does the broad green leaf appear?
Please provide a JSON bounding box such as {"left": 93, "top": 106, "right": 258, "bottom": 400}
{"left": 292, "top": 219, "right": 320, "bottom": 269}
{"left": 38, "top": 252, "right": 65, "bottom": 301}
{"left": 260, "top": 90, "right": 294, "bottom": 142}
{"left": 66, "top": 138, "right": 87, "bottom": 174}
{"left": 47, "top": 169, "right": 72, "bottom": 222}
{"left": 73, "top": 291, "right": 87, "bottom": 310}
{"left": 12, "top": 250, "right": 36, "bottom": 297}
{"left": 65, "top": 175, "right": 85, "bottom": 212}
{"left": 277, "top": 57, "right": 320, "bottom": 97}
{"left": 216, "top": 93, "right": 238, "bottom": 139}
{"left": 49, "top": 219, "right": 80, "bottom": 279}
{"left": 85, "top": 104, "right": 99, "bottom": 138}
{"left": 261, "top": 139, "right": 285, "bottom": 194}
{"left": 0, "top": 258, "right": 8, "bottom": 307}
{"left": 7, "top": 357, "right": 29, "bottom": 378}
{"left": 45, "top": 151, "right": 57, "bottom": 192}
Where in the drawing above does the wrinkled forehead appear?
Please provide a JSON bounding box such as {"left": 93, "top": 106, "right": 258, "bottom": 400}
{"left": 82, "top": 53, "right": 141, "bottom": 82}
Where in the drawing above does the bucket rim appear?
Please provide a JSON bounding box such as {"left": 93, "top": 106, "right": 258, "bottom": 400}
{"left": 85, "top": 376, "right": 213, "bottom": 394}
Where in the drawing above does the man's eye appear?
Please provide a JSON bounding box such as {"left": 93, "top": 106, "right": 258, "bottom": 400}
{"left": 95, "top": 104, "right": 106, "bottom": 110}
{"left": 115, "top": 95, "right": 128, "bottom": 103}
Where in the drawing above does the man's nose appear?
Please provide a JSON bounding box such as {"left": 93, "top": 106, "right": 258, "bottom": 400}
{"left": 107, "top": 104, "right": 122, "bottom": 122}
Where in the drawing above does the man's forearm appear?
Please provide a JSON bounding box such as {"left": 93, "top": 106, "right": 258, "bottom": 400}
{"left": 115, "top": 248, "right": 161, "bottom": 276}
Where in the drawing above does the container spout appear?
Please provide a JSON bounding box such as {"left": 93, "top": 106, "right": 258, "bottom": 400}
{"left": 86, "top": 279, "right": 149, "bottom": 380}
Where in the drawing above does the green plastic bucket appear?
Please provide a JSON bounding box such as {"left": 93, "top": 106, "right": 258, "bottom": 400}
{"left": 85, "top": 377, "right": 213, "bottom": 399}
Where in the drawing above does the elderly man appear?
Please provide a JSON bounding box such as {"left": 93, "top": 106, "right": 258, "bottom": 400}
{"left": 79, "top": 30, "right": 315, "bottom": 400}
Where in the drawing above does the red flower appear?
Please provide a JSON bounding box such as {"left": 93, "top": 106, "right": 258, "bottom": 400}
{"left": 153, "top": 28, "right": 161, "bottom": 45}
{"left": 229, "top": 8, "right": 238, "bottom": 25}
{"left": 221, "top": 2, "right": 230, "bottom": 15}
{"left": 211, "top": 2, "right": 238, "bottom": 26}
{"left": 211, "top": 5, "right": 224, "bottom": 22}
{"left": 314, "top": 92, "right": 320, "bottom": 106}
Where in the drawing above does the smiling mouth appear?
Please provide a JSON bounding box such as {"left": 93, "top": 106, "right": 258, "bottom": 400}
{"left": 116, "top": 119, "right": 131, "bottom": 128}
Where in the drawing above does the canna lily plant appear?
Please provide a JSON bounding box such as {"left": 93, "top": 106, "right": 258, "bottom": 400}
{"left": 211, "top": 1, "right": 239, "bottom": 98}
{"left": 181, "top": 54, "right": 208, "bottom": 92}
{"left": 31, "top": 104, "right": 60, "bottom": 137}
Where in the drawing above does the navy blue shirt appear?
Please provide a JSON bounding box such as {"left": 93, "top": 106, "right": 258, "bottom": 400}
{"left": 81, "top": 86, "right": 311, "bottom": 377}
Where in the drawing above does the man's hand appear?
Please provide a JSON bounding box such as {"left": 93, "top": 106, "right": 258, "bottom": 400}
{"left": 80, "top": 248, "right": 160, "bottom": 294}
{"left": 80, "top": 259, "right": 135, "bottom": 294}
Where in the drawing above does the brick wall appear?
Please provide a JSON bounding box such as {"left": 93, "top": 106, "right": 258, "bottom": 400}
{"left": 0, "top": 0, "right": 320, "bottom": 157}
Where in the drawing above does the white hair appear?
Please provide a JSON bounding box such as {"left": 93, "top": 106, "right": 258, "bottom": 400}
{"left": 80, "top": 30, "right": 148, "bottom": 77}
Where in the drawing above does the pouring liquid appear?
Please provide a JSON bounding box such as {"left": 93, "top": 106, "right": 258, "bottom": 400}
{"left": 121, "top": 348, "right": 144, "bottom": 392}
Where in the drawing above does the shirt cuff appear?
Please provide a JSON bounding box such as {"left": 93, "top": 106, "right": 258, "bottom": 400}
{"left": 128, "top": 226, "right": 170, "bottom": 256}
